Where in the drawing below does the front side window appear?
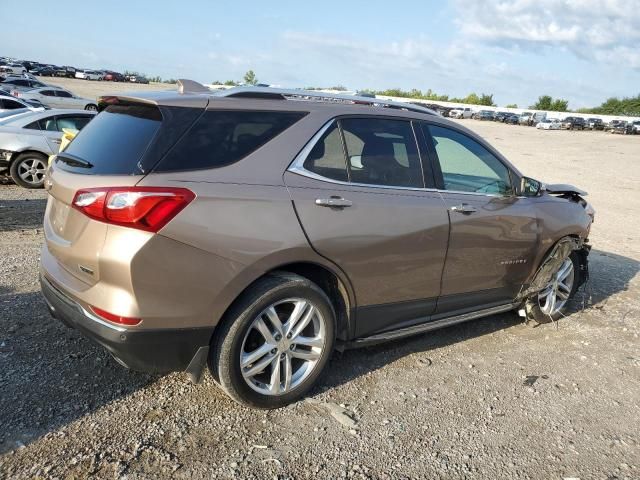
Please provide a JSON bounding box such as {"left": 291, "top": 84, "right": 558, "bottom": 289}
{"left": 41, "top": 90, "right": 56, "bottom": 97}
{"left": 340, "top": 118, "right": 423, "bottom": 188}
{"left": 303, "top": 123, "right": 348, "bottom": 182}
{"left": 426, "top": 124, "right": 512, "bottom": 195}
{"left": 56, "top": 91, "right": 73, "bottom": 98}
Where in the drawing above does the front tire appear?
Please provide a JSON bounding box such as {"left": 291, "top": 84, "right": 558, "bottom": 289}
{"left": 9, "top": 152, "right": 48, "bottom": 189}
{"left": 528, "top": 253, "right": 579, "bottom": 324}
{"left": 210, "top": 273, "right": 336, "bottom": 409}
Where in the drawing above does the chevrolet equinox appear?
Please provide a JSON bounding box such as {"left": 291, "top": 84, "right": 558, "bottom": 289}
{"left": 40, "top": 80, "right": 594, "bottom": 408}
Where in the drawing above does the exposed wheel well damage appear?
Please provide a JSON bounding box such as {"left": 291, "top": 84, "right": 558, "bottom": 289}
{"left": 517, "top": 235, "right": 590, "bottom": 321}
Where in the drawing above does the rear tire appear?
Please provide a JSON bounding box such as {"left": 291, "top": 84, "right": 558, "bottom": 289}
{"left": 209, "top": 273, "right": 336, "bottom": 409}
{"left": 528, "top": 253, "right": 580, "bottom": 324}
{"left": 9, "top": 152, "right": 47, "bottom": 189}
{"left": 85, "top": 104, "right": 98, "bottom": 111}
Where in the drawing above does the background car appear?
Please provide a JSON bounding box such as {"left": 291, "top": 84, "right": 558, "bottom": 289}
{"left": 503, "top": 113, "right": 519, "bottom": 124}
{"left": 14, "top": 87, "right": 98, "bottom": 111}
{"left": 103, "top": 71, "right": 125, "bottom": 82}
{"left": 0, "top": 94, "right": 46, "bottom": 113}
{"left": 53, "top": 66, "right": 76, "bottom": 78}
{"left": 610, "top": 121, "right": 633, "bottom": 135}
{"left": 536, "top": 119, "right": 561, "bottom": 130}
{"left": 0, "top": 63, "right": 27, "bottom": 75}
{"left": 75, "top": 70, "right": 104, "bottom": 80}
{"left": 0, "top": 77, "right": 50, "bottom": 94}
{"left": 561, "top": 117, "right": 586, "bottom": 130}
{"left": 473, "top": 110, "right": 495, "bottom": 121}
{"left": 31, "top": 66, "right": 55, "bottom": 76}
{"left": 448, "top": 107, "right": 473, "bottom": 119}
{"left": 586, "top": 118, "right": 604, "bottom": 130}
{"left": 128, "top": 75, "right": 149, "bottom": 84}
{"left": 0, "top": 109, "right": 95, "bottom": 188}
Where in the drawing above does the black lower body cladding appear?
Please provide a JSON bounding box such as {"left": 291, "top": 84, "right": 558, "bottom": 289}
{"left": 40, "top": 274, "right": 212, "bottom": 375}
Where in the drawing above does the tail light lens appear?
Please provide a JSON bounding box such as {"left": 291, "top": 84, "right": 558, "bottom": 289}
{"left": 72, "top": 187, "right": 195, "bottom": 232}
{"left": 90, "top": 306, "right": 141, "bottom": 326}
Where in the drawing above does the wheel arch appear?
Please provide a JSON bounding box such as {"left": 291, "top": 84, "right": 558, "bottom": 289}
{"left": 213, "top": 260, "right": 355, "bottom": 345}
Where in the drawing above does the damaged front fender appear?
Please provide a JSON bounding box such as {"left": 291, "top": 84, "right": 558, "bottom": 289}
{"left": 517, "top": 236, "right": 590, "bottom": 300}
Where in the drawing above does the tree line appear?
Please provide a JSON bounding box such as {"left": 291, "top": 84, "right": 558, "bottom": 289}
{"left": 200, "top": 69, "right": 640, "bottom": 116}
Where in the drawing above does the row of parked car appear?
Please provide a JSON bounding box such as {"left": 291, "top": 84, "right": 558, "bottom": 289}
{"left": 447, "top": 107, "right": 640, "bottom": 134}
{"left": 0, "top": 73, "right": 98, "bottom": 111}
{"left": 0, "top": 56, "right": 150, "bottom": 83}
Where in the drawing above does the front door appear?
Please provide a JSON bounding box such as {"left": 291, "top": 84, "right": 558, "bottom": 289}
{"left": 421, "top": 123, "right": 539, "bottom": 315}
{"left": 285, "top": 117, "right": 450, "bottom": 337}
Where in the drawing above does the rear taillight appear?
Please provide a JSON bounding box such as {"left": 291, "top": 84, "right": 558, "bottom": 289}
{"left": 72, "top": 187, "right": 195, "bottom": 232}
{"left": 90, "top": 306, "right": 141, "bottom": 326}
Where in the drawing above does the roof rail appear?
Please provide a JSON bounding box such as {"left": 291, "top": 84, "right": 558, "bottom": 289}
{"left": 177, "top": 79, "right": 210, "bottom": 94}
{"left": 218, "top": 86, "right": 436, "bottom": 116}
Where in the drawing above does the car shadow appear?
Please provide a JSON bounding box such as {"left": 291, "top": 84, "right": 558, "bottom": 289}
{"left": 0, "top": 248, "right": 636, "bottom": 453}
{"left": 317, "top": 248, "right": 639, "bottom": 394}
{"left": 0, "top": 198, "right": 47, "bottom": 232}
{"left": 0, "top": 286, "right": 158, "bottom": 454}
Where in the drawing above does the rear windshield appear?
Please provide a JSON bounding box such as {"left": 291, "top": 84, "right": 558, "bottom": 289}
{"left": 57, "top": 104, "right": 162, "bottom": 175}
{"left": 153, "top": 110, "right": 306, "bottom": 172}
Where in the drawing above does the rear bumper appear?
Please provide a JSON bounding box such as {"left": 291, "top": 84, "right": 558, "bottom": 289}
{"left": 40, "top": 274, "right": 212, "bottom": 376}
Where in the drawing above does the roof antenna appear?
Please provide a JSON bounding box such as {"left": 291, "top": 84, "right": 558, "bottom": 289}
{"left": 177, "top": 79, "right": 210, "bottom": 94}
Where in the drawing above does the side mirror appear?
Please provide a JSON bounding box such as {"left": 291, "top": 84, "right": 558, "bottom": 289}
{"left": 519, "top": 176, "right": 542, "bottom": 197}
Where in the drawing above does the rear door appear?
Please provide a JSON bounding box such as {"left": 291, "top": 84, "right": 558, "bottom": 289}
{"left": 421, "top": 123, "right": 538, "bottom": 315}
{"left": 285, "top": 117, "right": 450, "bottom": 338}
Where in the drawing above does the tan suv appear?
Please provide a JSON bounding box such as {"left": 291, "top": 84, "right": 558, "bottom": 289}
{"left": 40, "top": 81, "right": 594, "bottom": 408}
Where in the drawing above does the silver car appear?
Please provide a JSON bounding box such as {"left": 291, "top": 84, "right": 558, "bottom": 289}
{"left": 0, "top": 109, "right": 95, "bottom": 188}
{"left": 0, "top": 77, "right": 50, "bottom": 95}
{"left": 14, "top": 87, "right": 98, "bottom": 111}
{"left": 0, "top": 94, "right": 46, "bottom": 113}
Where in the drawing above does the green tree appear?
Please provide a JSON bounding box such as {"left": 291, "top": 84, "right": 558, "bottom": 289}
{"left": 581, "top": 95, "right": 640, "bottom": 116}
{"left": 530, "top": 95, "right": 569, "bottom": 112}
{"left": 505, "top": 103, "right": 518, "bottom": 108}
{"left": 224, "top": 79, "right": 239, "bottom": 86}
{"left": 243, "top": 70, "right": 258, "bottom": 85}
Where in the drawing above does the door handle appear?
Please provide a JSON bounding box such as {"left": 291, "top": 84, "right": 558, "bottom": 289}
{"left": 315, "top": 197, "right": 353, "bottom": 209}
{"left": 450, "top": 204, "right": 477, "bottom": 214}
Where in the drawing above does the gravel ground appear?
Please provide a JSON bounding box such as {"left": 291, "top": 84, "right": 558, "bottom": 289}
{"left": 0, "top": 114, "right": 639, "bottom": 479}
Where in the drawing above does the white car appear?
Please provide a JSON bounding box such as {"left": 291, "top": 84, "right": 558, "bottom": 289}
{"left": 0, "top": 63, "right": 27, "bottom": 75}
{"left": 0, "top": 95, "right": 46, "bottom": 113}
{"left": 536, "top": 119, "right": 561, "bottom": 130}
{"left": 448, "top": 107, "right": 473, "bottom": 119}
{"left": 14, "top": 87, "right": 98, "bottom": 111}
{"left": 75, "top": 70, "right": 104, "bottom": 80}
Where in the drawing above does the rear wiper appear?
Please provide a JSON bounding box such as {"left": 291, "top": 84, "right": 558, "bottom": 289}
{"left": 56, "top": 153, "right": 93, "bottom": 169}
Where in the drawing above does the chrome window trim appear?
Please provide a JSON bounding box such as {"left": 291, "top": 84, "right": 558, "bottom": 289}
{"left": 287, "top": 119, "right": 506, "bottom": 198}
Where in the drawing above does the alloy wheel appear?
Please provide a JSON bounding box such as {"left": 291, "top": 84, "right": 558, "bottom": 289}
{"left": 17, "top": 157, "right": 47, "bottom": 186}
{"left": 240, "top": 298, "right": 326, "bottom": 396}
{"left": 538, "top": 258, "right": 575, "bottom": 316}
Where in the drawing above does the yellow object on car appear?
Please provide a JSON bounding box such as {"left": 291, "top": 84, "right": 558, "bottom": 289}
{"left": 48, "top": 128, "right": 79, "bottom": 165}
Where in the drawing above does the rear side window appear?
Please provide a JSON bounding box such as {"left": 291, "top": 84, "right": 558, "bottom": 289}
{"left": 154, "top": 110, "right": 306, "bottom": 172}
{"left": 341, "top": 118, "right": 423, "bottom": 188}
{"left": 57, "top": 104, "right": 161, "bottom": 175}
{"left": 303, "top": 123, "right": 348, "bottom": 182}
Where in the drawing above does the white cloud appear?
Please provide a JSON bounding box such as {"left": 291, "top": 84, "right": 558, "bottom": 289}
{"left": 453, "top": 0, "right": 640, "bottom": 67}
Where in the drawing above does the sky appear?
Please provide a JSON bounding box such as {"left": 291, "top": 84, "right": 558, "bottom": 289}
{"left": 4, "top": 0, "right": 639, "bottom": 109}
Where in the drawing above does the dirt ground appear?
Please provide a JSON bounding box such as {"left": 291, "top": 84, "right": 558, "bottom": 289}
{"left": 0, "top": 94, "right": 638, "bottom": 479}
